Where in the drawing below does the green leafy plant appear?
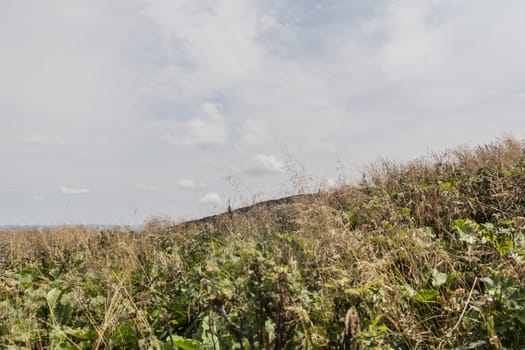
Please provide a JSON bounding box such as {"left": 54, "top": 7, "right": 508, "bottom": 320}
{"left": 1, "top": 137, "right": 525, "bottom": 348}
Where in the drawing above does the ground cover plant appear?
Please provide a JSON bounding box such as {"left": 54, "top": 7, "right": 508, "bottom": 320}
{"left": 1, "top": 137, "right": 525, "bottom": 349}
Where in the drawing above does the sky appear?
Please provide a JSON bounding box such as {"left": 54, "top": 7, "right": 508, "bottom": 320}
{"left": 2, "top": 0, "right": 525, "bottom": 226}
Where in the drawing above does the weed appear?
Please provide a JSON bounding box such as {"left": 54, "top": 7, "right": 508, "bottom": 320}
{"left": 1, "top": 136, "right": 525, "bottom": 348}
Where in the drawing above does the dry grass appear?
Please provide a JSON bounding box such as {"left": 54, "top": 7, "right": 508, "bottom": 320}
{"left": 1, "top": 136, "right": 525, "bottom": 349}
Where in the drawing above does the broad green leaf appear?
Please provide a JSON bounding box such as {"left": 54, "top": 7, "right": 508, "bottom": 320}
{"left": 47, "top": 288, "right": 74, "bottom": 326}
{"left": 47, "top": 288, "right": 62, "bottom": 309}
{"left": 479, "top": 277, "right": 494, "bottom": 287}
{"left": 17, "top": 273, "right": 33, "bottom": 289}
{"left": 0, "top": 324, "right": 9, "bottom": 337}
{"left": 172, "top": 335, "right": 201, "bottom": 350}
{"left": 401, "top": 284, "right": 416, "bottom": 298}
{"left": 432, "top": 269, "right": 448, "bottom": 287}
{"left": 415, "top": 288, "right": 439, "bottom": 303}
{"left": 54, "top": 301, "right": 74, "bottom": 326}
{"left": 459, "top": 340, "right": 486, "bottom": 349}
{"left": 453, "top": 219, "right": 480, "bottom": 244}
{"left": 89, "top": 295, "right": 106, "bottom": 308}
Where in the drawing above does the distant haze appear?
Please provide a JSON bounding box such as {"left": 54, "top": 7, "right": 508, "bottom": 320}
{"left": 2, "top": 1, "right": 525, "bottom": 225}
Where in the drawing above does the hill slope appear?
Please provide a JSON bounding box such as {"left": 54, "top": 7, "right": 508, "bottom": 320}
{"left": 1, "top": 137, "right": 525, "bottom": 349}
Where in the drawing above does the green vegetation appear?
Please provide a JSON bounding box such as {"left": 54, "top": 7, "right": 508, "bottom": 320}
{"left": 2, "top": 137, "right": 525, "bottom": 349}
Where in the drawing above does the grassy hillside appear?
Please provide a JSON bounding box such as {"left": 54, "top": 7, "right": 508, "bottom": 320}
{"left": 1, "top": 137, "right": 525, "bottom": 349}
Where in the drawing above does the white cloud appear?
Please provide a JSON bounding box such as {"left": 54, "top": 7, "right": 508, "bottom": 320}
{"left": 178, "top": 178, "right": 206, "bottom": 190}
{"left": 139, "top": 0, "right": 265, "bottom": 103}
{"left": 60, "top": 186, "right": 89, "bottom": 195}
{"left": 378, "top": 1, "right": 442, "bottom": 77}
{"left": 136, "top": 183, "right": 157, "bottom": 191}
{"left": 185, "top": 118, "right": 227, "bottom": 146}
{"left": 256, "top": 154, "right": 285, "bottom": 172}
{"left": 22, "top": 133, "right": 62, "bottom": 146}
{"left": 0, "top": 1, "right": 134, "bottom": 125}
{"left": 199, "top": 192, "right": 222, "bottom": 205}
{"left": 237, "top": 119, "right": 269, "bottom": 149}
{"left": 3, "top": 1, "right": 525, "bottom": 225}
{"left": 246, "top": 154, "right": 285, "bottom": 176}
{"left": 161, "top": 101, "right": 228, "bottom": 147}
{"left": 201, "top": 101, "right": 223, "bottom": 122}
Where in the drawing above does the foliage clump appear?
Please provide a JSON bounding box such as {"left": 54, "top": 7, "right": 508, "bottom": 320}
{"left": 1, "top": 136, "right": 525, "bottom": 349}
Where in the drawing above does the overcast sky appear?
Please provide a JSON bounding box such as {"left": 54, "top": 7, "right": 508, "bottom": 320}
{"left": 2, "top": 0, "right": 525, "bottom": 225}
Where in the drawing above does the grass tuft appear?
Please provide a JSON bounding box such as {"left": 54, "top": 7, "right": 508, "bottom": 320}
{"left": 2, "top": 136, "right": 525, "bottom": 349}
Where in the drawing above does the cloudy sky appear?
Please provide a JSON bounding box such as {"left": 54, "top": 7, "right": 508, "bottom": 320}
{"left": 2, "top": 0, "right": 525, "bottom": 225}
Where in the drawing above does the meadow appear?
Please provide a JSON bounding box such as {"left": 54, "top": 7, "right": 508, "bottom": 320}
{"left": 1, "top": 137, "right": 525, "bottom": 349}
